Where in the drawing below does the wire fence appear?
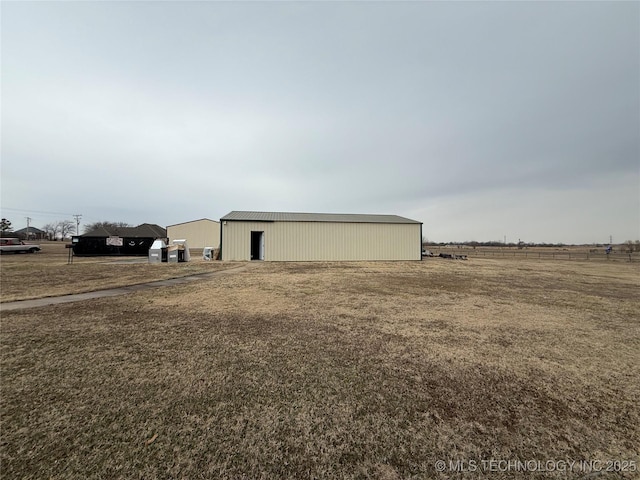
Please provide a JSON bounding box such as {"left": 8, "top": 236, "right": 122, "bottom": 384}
{"left": 428, "top": 248, "right": 640, "bottom": 263}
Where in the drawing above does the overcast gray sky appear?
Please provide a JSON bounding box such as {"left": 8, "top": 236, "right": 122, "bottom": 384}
{"left": 2, "top": 1, "right": 638, "bottom": 243}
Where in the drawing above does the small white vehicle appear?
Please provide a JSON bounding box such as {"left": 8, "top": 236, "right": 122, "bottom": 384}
{"left": 0, "top": 237, "right": 41, "bottom": 254}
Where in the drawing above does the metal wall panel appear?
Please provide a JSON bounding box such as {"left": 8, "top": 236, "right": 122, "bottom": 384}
{"left": 167, "top": 220, "right": 220, "bottom": 249}
{"left": 221, "top": 221, "right": 421, "bottom": 261}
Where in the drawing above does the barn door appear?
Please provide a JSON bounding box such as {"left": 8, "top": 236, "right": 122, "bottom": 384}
{"left": 251, "top": 231, "right": 264, "bottom": 260}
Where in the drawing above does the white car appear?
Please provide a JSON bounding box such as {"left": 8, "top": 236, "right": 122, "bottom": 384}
{"left": 0, "top": 237, "right": 41, "bottom": 254}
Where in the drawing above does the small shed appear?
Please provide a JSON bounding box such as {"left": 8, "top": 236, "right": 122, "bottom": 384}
{"left": 220, "top": 211, "right": 422, "bottom": 261}
{"left": 166, "top": 219, "right": 220, "bottom": 249}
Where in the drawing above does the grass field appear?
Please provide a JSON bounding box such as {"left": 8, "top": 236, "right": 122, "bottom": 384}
{"left": 430, "top": 245, "right": 639, "bottom": 263}
{"left": 0, "top": 242, "right": 238, "bottom": 303}
{"left": 1, "top": 244, "right": 639, "bottom": 479}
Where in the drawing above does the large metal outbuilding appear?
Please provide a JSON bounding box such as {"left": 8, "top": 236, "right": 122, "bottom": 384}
{"left": 220, "top": 211, "right": 422, "bottom": 261}
{"left": 166, "top": 218, "right": 220, "bottom": 249}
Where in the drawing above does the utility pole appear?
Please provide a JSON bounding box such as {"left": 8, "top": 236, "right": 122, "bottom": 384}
{"left": 73, "top": 214, "right": 82, "bottom": 237}
{"left": 26, "top": 216, "right": 31, "bottom": 240}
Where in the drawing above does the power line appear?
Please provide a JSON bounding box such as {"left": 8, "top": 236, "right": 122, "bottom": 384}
{"left": 0, "top": 207, "right": 74, "bottom": 217}
{"left": 1, "top": 208, "right": 134, "bottom": 228}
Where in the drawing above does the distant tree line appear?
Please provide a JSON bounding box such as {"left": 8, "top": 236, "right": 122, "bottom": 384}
{"left": 82, "top": 221, "right": 131, "bottom": 233}
{"left": 0, "top": 219, "right": 134, "bottom": 240}
{"left": 42, "top": 220, "right": 76, "bottom": 240}
{"left": 0, "top": 218, "right": 75, "bottom": 240}
{"left": 44, "top": 220, "right": 133, "bottom": 238}
{"left": 422, "top": 239, "right": 640, "bottom": 250}
{"left": 422, "top": 240, "right": 570, "bottom": 248}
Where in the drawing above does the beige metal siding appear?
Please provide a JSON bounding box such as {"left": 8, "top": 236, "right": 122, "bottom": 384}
{"left": 167, "top": 220, "right": 220, "bottom": 249}
{"left": 222, "top": 221, "right": 420, "bottom": 261}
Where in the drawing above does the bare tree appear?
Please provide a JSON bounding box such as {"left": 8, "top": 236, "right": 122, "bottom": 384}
{"left": 42, "top": 223, "right": 58, "bottom": 240}
{"left": 57, "top": 220, "right": 76, "bottom": 239}
{"left": 83, "top": 221, "right": 131, "bottom": 234}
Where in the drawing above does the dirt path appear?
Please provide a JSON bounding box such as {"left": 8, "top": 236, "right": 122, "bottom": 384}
{"left": 0, "top": 264, "right": 253, "bottom": 312}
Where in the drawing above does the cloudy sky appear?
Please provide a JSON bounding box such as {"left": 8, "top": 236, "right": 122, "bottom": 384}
{"left": 2, "top": 1, "right": 638, "bottom": 243}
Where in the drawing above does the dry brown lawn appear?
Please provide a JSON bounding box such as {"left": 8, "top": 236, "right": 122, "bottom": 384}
{"left": 0, "top": 242, "right": 238, "bottom": 302}
{"left": 1, "top": 252, "right": 639, "bottom": 479}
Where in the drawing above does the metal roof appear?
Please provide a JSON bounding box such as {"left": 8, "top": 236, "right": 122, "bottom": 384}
{"left": 220, "top": 211, "right": 421, "bottom": 224}
{"left": 166, "top": 218, "right": 219, "bottom": 228}
{"left": 13, "top": 227, "right": 46, "bottom": 235}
